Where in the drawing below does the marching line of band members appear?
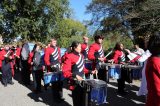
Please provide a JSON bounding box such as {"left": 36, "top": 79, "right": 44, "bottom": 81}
{"left": 0, "top": 33, "right": 159, "bottom": 106}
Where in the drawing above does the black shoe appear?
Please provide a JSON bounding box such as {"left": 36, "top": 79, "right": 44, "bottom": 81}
{"left": 44, "top": 86, "right": 48, "bottom": 91}
{"left": 117, "top": 91, "right": 128, "bottom": 95}
{"left": 8, "top": 82, "right": 14, "bottom": 85}
{"left": 4, "top": 84, "right": 7, "bottom": 87}
{"left": 34, "top": 90, "right": 43, "bottom": 94}
{"left": 59, "top": 97, "right": 65, "bottom": 101}
{"left": 23, "top": 83, "right": 31, "bottom": 86}
{"left": 54, "top": 97, "right": 65, "bottom": 103}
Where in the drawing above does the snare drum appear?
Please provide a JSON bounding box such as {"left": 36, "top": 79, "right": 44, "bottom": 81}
{"left": 122, "top": 65, "right": 142, "bottom": 83}
{"left": 106, "top": 63, "right": 121, "bottom": 79}
{"left": 84, "top": 79, "right": 107, "bottom": 105}
{"left": 43, "top": 72, "right": 64, "bottom": 85}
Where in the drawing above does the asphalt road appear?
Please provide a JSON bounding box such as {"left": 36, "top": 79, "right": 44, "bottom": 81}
{"left": 0, "top": 72, "right": 146, "bottom": 106}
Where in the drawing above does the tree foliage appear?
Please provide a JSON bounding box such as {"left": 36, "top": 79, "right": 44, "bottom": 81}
{"left": 86, "top": 0, "right": 160, "bottom": 45}
{"left": 0, "top": 0, "right": 71, "bottom": 43}
{"left": 53, "top": 18, "right": 87, "bottom": 38}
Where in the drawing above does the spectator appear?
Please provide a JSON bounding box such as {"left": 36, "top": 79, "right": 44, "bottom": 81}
{"left": 145, "top": 32, "right": 160, "bottom": 106}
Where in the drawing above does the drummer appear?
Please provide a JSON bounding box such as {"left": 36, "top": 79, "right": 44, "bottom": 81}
{"left": 81, "top": 36, "right": 89, "bottom": 59}
{"left": 62, "top": 41, "right": 96, "bottom": 106}
{"left": 108, "top": 43, "right": 127, "bottom": 94}
{"left": 44, "top": 38, "right": 64, "bottom": 102}
{"left": 81, "top": 36, "right": 92, "bottom": 78}
{"left": 88, "top": 35, "right": 106, "bottom": 81}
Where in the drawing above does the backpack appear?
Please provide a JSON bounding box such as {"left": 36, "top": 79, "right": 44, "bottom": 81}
{"left": 21, "top": 43, "right": 30, "bottom": 60}
{"left": 21, "top": 43, "right": 35, "bottom": 61}
{"left": 32, "top": 51, "right": 41, "bottom": 71}
{"left": 28, "top": 43, "right": 35, "bottom": 52}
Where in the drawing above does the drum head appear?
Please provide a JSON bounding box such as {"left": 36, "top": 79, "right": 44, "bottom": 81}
{"left": 85, "top": 79, "right": 107, "bottom": 88}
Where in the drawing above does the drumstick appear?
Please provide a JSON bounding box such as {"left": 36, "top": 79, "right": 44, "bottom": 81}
{"left": 95, "top": 70, "right": 98, "bottom": 79}
{"left": 100, "top": 50, "right": 113, "bottom": 64}
{"left": 4, "top": 51, "right": 10, "bottom": 57}
{"left": 104, "top": 50, "right": 113, "bottom": 58}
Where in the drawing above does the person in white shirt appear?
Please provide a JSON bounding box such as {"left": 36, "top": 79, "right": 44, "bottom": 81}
{"left": 132, "top": 44, "right": 145, "bottom": 79}
{"left": 134, "top": 44, "right": 145, "bottom": 56}
{"left": 137, "top": 50, "right": 151, "bottom": 96}
{"left": 125, "top": 46, "right": 152, "bottom": 96}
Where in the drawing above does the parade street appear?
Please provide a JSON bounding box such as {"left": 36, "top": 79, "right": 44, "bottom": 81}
{"left": 0, "top": 73, "right": 146, "bottom": 106}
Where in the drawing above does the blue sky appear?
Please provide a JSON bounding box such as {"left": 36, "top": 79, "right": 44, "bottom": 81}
{"left": 70, "top": 0, "right": 91, "bottom": 22}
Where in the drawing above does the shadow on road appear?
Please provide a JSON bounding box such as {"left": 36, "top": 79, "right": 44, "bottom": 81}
{"left": 107, "top": 81, "right": 146, "bottom": 106}
{"left": 13, "top": 71, "right": 146, "bottom": 106}
{"left": 27, "top": 89, "right": 71, "bottom": 106}
{"left": 14, "top": 71, "right": 72, "bottom": 106}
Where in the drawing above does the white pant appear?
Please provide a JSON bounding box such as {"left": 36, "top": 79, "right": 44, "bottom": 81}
{"left": 137, "top": 62, "right": 148, "bottom": 96}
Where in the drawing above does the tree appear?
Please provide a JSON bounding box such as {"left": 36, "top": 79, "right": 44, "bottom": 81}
{"left": 0, "top": 0, "right": 70, "bottom": 43}
{"left": 54, "top": 19, "right": 87, "bottom": 48}
{"left": 53, "top": 18, "right": 87, "bottom": 38}
{"left": 86, "top": 0, "right": 160, "bottom": 46}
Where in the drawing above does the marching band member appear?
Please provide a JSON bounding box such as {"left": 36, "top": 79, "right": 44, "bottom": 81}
{"left": 88, "top": 35, "right": 106, "bottom": 81}
{"left": 81, "top": 36, "right": 89, "bottom": 59}
{"left": 28, "top": 45, "right": 35, "bottom": 71}
{"left": 44, "top": 38, "right": 64, "bottom": 103}
{"left": 61, "top": 46, "right": 72, "bottom": 64}
{"left": 0, "top": 46, "right": 5, "bottom": 71}
{"left": 62, "top": 41, "right": 89, "bottom": 106}
{"left": 14, "top": 45, "right": 21, "bottom": 72}
{"left": 20, "top": 42, "right": 31, "bottom": 86}
{"left": 81, "top": 36, "right": 92, "bottom": 78}
{"left": 10, "top": 46, "right": 17, "bottom": 77}
{"left": 1, "top": 45, "right": 14, "bottom": 87}
{"left": 108, "top": 43, "right": 126, "bottom": 94}
{"left": 28, "top": 44, "right": 38, "bottom": 92}
{"left": 29, "top": 44, "right": 44, "bottom": 93}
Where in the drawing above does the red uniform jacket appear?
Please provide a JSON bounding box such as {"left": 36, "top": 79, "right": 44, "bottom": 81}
{"left": 62, "top": 52, "right": 88, "bottom": 78}
{"left": 0, "top": 49, "right": 15, "bottom": 76}
{"left": 81, "top": 43, "right": 89, "bottom": 59}
{"left": 15, "top": 47, "right": 21, "bottom": 58}
{"left": 61, "top": 52, "right": 69, "bottom": 63}
{"left": 112, "top": 50, "right": 125, "bottom": 64}
{"left": 10, "top": 49, "right": 16, "bottom": 61}
{"left": 9, "top": 49, "right": 16, "bottom": 76}
{"left": 88, "top": 43, "right": 106, "bottom": 69}
{"left": 28, "top": 52, "right": 34, "bottom": 71}
{"left": 28, "top": 52, "right": 34, "bottom": 65}
{"left": 88, "top": 43, "right": 105, "bottom": 60}
{"left": 146, "top": 57, "right": 160, "bottom": 106}
{"left": 62, "top": 52, "right": 89, "bottom": 90}
{"left": 44, "top": 46, "right": 61, "bottom": 72}
{"left": 44, "top": 46, "right": 61, "bottom": 66}
{"left": 0, "top": 49, "right": 6, "bottom": 68}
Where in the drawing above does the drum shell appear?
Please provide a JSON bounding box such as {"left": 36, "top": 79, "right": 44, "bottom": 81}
{"left": 43, "top": 72, "right": 64, "bottom": 85}
{"left": 85, "top": 79, "right": 107, "bottom": 105}
{"left": 109, "top": 67, "right": 121, "bottom": 79}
